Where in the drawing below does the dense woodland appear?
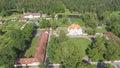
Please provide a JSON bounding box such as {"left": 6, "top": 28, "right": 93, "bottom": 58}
{"left": 0, "top": 0, "right": 120, "bottom": 16}
{"left": 0, "top": 22, "right": 36, "bottom": 68}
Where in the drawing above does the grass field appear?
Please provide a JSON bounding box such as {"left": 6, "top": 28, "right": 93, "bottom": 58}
{"left": 61, "top": 38, "right": 90, "bottom": 58}
{"left": 25, "top": 36, "right": 39, "bottom": 57}
{"left": 70, "top": 18, "right": 85, "bottom": 26}
{"left": 0, "top": 66, "right": 5, "bottom": 68}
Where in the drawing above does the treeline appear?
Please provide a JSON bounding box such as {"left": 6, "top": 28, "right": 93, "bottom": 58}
{"left": 0, "top": 0, "right": 64, "bottom": 16}
{"left": 87, "top": 36, "right": 120, "bottom": 61}
{"left": 1, "top": 0, "right": 120, "bottom": 16}
{"left": 62, "top": 0, "right": 120, "bottom": 13}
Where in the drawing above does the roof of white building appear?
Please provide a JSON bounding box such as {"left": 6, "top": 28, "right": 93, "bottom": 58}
{"left": 68, "top": 23, "right": 81, "bottom": 30}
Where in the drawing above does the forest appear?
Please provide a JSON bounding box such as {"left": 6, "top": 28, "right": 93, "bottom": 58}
{"left": 0, "top": 0, "right": 120, "bottom": 16}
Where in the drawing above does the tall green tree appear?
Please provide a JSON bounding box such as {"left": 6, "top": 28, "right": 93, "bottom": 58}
{"left": 87, "top": 37, "right": 106, "bottom": 61}
{"left": 105, "top": 40, "right": 120, "bottom": 60}
{"left": 55, "top": 41, "right": 82, "bottom": 68}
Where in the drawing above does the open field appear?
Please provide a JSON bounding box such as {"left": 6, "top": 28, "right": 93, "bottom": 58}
{"left": 70, "top": 18, "right": 85, "bottom": 26}
{"left": 62, "top": 38, "right": 90, "bottom": 58}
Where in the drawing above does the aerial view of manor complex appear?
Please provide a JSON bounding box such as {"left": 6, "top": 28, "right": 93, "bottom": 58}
{"left": 0, "top": 0, "right": 120, "bottom": 68}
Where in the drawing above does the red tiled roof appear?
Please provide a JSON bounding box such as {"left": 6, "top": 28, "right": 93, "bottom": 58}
{"left": 34, "top": 29, "right": 49, "bottom": 61}
{"left": 104, "top": 32, "right": 116, "bottom": 38}
{"left": 16, "top": 58, "right": 39, "bottom": 64}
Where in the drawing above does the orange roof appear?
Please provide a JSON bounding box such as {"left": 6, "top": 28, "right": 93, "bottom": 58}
{"left": 68, "top": 23, "right": 80, "bottom": 30}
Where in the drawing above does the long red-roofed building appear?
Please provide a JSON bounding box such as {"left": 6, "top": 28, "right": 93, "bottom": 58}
{"left": 14, "top": 29, "right": 49, "bottom": 67}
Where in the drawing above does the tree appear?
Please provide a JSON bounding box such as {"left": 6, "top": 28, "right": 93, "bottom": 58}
{"left": 47, "top": 36, "right": 60, "bottom": 62}
{"left": 8, "top": 29, "right": 26, "bottom": 50}
{"left": 111, "top": 21, "right": 120, "bottom": 37}
{"left": 85, "top": 28, "right": 96, "bottom": 35}
{"left": 0, "top": 47, "right": 16, "bottom": 68}
{"left": 105, "top": 40, "right": 120, "bottom": 60}
{"left": 39, "top": 62, "right": 47, "bottom": 68}
{"left": 39, "top": 19, "right": 51, "bottom": 28}
{"left": 87, "top": 37, "right": 106, "bottom": 61}
{"left": 82, "top": 13, "right": 98, "bottom": 29}
{"left": 55, "top": 40, "right": 82, "bottom": 68}
{"left": 23, "top": 24, "right": 35, "bottom": 41}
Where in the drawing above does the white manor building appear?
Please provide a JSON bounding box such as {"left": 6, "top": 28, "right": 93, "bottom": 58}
{"left": 67, "top": 23, "right": 86, "bottom": 36}
{"left": 24, "top": 13, "right": 40, "bottom": 19}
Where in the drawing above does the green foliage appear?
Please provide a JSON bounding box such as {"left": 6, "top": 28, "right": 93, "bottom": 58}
{"left": 0, "top": 48, "right": 16, "bottom": 68}
{"left": 48, "top": 31, "right": 90, "bottom": 68}
{"left": 0, "top": 0, "right": 65, "bottom": 15}
{"left": 39, "top": 62, "right": 47, "bottom": 68}
{"left": 0, "top": 22, "right": 36, "bottom": 67}
{"left": 0, "top": 20, "right": 24, "bottom": 31}
{"left": 105, "top": 64, "right": 114, "bottom": 68}
{"left": 62, "top": 0, "right": 120, "bottom": 13}
{"left": 111, "top": 21, "right": 120, "bottom": 37}
{"left": 54, "top": 38, "right": 90, "bottom": 68}
{"left": 85, "top": 28, "right": 96, "bottom": 35}
{"left": 82, "top": 13, "right": 98, "bottom": 28}
{"left": 9, "top": 30, "right": 26, "bottom": 51}
{"left": 104, "top": 11, "right": 120, "bottom": 37}
{"left": 61, "top": 16, "right": 69, "bottom": 25}
{"left": 87, "top": 36, "right": 120, "bottom": 61}
{"left": 23, "top": 24, "right": 35, "bottom": 41}
{"left": 0, "top": 10, "right": 10, "bottom": 17}
{"left": 47, "top": 36, "right": 60, "bottom": 63}
{"left": 39, "top": 19, "right": 51, "bottom": 28}
{"left": 55, "top": 41, "right": 82, "bottom": 68}
{"left": 87, "top": 37, "right": 107, "bottom": 61}
{"left": 105, "top": 40, "right": 120, "bottom": 60}
{"left": 77, "top": 63, "right": 96, "bottom": 68}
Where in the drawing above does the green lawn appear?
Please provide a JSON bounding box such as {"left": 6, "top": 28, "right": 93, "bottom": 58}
{"left": 110, "top": 11, "right": 120, "bottom": 16}
{"left": 61, "top": 38, "right": 90, "bottom": 58}
{"left": 25, "top": 36, "right": 39, "bottom": 57}
{"left": 70, "top": 18, "right": 85, "bottom": 26}
{"left": 0, "top": 66, "right": 5, "bottom": 68}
